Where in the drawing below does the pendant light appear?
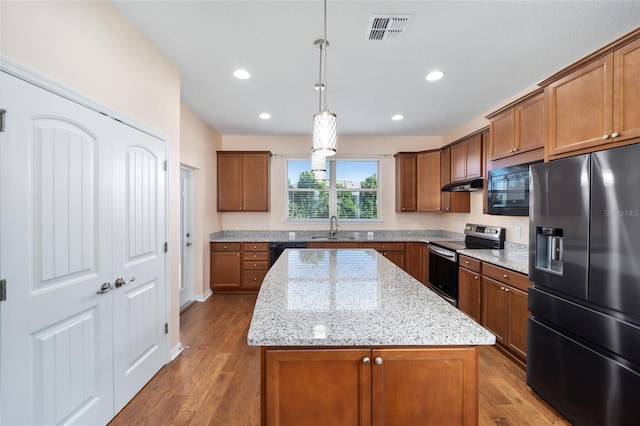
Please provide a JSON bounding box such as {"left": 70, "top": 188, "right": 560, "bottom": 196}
{"left": 311, "top": 149, "right": 326, "bottom": 181}
{"left": 311, "top": 0, "right": 337, "bottom": 158}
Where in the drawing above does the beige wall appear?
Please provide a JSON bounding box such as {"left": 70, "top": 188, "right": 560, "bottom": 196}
{"left": 2, "top": 1, "right": 183, "bottom": 347}
{"left": 180, "top": 103, "right": 222, "bottom": 297}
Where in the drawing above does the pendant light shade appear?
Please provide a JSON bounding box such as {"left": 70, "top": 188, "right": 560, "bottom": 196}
{"left": 311, "top": 149, "right": 327, "bottom": 181}
{"left": 312, "top": 110, "right": 337, "bottom": 157}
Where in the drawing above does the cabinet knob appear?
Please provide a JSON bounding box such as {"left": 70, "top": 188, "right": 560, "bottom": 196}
{"left": 503, "top": 274, "right": 508, "bottom": 279}
{"left": 612, "top": 132, "right": 620, "bottom": 138}
{"left": 465, "top": 260, "right": 469, "bottom": 264}
{"left": 374, "top": 357, "right": 383, "bottom": 366}
{"left": 253, "top": 254, "right": 257, "bottom": 258}
{"left": 237, "top": 253, "right": 240, "bottom": 256}
{"left": 362, "top": 357, "right": 371, "bottom": 365}
{"left": 254, "top": 264, "right": 257, "bottom": 267}
{"left": 474, "top": 275, "right": 478, "bottom": 280}
{"left": 224, "top": 245, "right": 227, "bottom": 249}
{"left": 603, "top": 134, "right": 610, "bottom": 140}
{"left": 500, "top": 286, "right": 505, "bottom": 291}
{"left": 505, "top": 288, "right": 509, "bottom": 292}
{"left": 253, "top": 278, "right": 257, "bottom": 281}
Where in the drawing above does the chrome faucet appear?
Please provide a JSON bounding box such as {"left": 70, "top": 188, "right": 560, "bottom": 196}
{"left": 329, "top": 215, "right": 338, "bottom": 237}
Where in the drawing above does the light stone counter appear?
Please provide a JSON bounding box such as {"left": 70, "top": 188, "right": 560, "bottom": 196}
{"left": 247, "top": 249, "right": 496, "bottom": 347}
{"left": 458, "top": 242, "right": 529, "bottom": 275}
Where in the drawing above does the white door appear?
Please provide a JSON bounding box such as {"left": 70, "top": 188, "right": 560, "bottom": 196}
{"left": 179, "top": 167, "right": 194, "bottom": 308}
{"left": 0, "top": 71, "right": 168, "bottom": 424}
{"left": 111, "top": 119, "right": 167, "bottom": 412}
{"left": 0, "top": 72, "right": 115, "bottom": 425}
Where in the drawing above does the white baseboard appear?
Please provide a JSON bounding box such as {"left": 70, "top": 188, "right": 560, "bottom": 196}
{"left": 170, "top": 342, "right": 184, "bottom": 361}
{"left": 196, "top": 289, "right": 213, "bottom": 302}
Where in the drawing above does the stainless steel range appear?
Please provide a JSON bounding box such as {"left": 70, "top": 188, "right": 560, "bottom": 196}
{"left": 428, "top": 223, "right": 505, "bottom": 306}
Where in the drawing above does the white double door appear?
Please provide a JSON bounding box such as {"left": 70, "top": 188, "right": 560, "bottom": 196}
{"left": 0, "top": 72, "right": 167, "bottom": 425}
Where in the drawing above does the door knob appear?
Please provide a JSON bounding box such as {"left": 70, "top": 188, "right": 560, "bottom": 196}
{"left": 115, "top": 277, "right": 136, "bottom": 288}
{"left": 96, "top": 282, "right": 112, "bottom": 294}
{"left": 186, "top": 242, "right": 192, "bottom": 247}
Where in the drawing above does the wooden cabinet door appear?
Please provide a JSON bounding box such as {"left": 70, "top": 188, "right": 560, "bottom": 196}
{"left": 210, "top": 251, "right": 241, "bottom": 289}
{"left": 481, "top": 277, "right": 507, "bottom": 344}
{"left": 217, "top": 152, "right": 243, "bottom": 211}
{"left": 422, "top": 243, "right": 430, "bottom": 286}
{"left": 264, "top": 349, "right": 371, "bottom": 426}
{"left": 613, "top": 37, "right": 640, "bottom": 143}
{"left": 380, "top": 251, "right": 404, "bottom": 270}
{"left": 547, "top": 54, "right": 614, "bottom": 157}
{"left": 450, "top": 142, "right": 467, "bottom": 182}
{"left": 242, "top": 152, "right": 270, "bottom": 211}
{"left": 371, "top": 348, "right": 478, "bottom": 426}
{"left": 465, "top": 134, "right": 482, "bottom": 179}
{"left": 416, "top": 150, "right": 441, "bottom": 212}
{"left": 440, "top": 148, "right": 452, "bottom": 212}
{"left": 458, "top": 267, "right": 481, "bottom": 322}
{"left": 516, "top": 92, "right": 544, "bottom": 154}
{"left": 490, "top": 109, "right": 516, "bottom": 160}
{"left": 506, "top": 286, "right": 529, "bottom": 360}
{"left": 395, "top": 153, "right": 417, "bottom": 212}
{"left": 404, "top": 242, "right": 423, "bottom": 282}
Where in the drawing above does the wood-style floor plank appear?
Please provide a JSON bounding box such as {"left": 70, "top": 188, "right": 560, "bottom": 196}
{"left": 109, "top": 294, "right": 570, "bottom": 426}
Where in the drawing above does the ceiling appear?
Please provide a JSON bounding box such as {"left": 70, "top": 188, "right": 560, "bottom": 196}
{"left": 113, "top": 1, "right": 640, "bottom": 137}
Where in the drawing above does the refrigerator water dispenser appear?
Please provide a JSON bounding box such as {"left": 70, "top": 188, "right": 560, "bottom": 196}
{"left": 536, "top": 227, "right": 564, "bottom": 274}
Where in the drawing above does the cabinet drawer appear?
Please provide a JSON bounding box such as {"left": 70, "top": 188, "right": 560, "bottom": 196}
{"left": 243, "top": 269, "right": 268, "bottom": 288}
{"left": 211, "top": 242, "right": 241, "bottom": 252}
{"left": 459, "top": 255, "right": 481, "bottom": 273}
{"left": 362, "top": 242, "right": 405, "bottom": 251}
{"left": 244, "top": 242, "right": 269, "bottom": 252}
{"left": 244, "top": 251, "right": 269, "bottom": 261}
{"left": 244, "top": 260, "right": 269, "bottom": 270}
{"left": 482, "top": 263, "right": 530, "bottom": 292}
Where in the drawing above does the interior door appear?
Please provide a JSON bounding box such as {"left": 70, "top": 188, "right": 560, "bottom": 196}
{"left": 111, "top": 119, "right": 167, "bottom": 412}
{"left": 179, "top": 167, "right": 194, "bottom": 308}
{"left": 0, "top": 72, "right": 115, "bottom": 425}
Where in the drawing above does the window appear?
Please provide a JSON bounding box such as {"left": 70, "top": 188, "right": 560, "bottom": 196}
{"left": 287, "top": 159, "right": 380, "bottom": 221}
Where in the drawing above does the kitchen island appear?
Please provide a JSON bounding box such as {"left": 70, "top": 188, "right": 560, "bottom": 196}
{"left": 248, "top": 249, "right": 495, "bottom": 426}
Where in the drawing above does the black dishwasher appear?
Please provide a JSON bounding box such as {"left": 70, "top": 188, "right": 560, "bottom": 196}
{"left": 269, "top": 242, "right": 307, "bottom": 266}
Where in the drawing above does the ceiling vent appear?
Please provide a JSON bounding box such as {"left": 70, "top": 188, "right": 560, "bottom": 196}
{"left": 366, "top": 15, "right": 413, "bottom": 41}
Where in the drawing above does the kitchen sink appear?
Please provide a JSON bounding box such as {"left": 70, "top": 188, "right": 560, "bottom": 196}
{"left": 311, "top": 236, "right": 355, "bottom": 241}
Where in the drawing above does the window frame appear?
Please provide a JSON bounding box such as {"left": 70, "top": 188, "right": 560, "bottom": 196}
{"left": 285, "top": 157, "right": 382, "bottom": 224}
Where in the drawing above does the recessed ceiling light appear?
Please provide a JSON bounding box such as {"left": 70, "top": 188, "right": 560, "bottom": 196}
{"left": 259, "top": 113, "right": 271, "bottom": 120}
{"left": 426, "top": 70, "right": 444, "bottom": 81}
{"left": 392, "top": 114, "right": 404, "bottom": 121}
{"left": 233, "top": 69, "right": 251, "bottom": 80}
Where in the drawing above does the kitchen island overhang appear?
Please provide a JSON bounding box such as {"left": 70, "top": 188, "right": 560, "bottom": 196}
{"left": 248, "top": 249, "right": 495, "bottom": 426}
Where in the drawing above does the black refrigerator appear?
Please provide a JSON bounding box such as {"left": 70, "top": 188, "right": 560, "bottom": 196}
{"left": 528, "top": 143, "right": 640, "bottom": 426}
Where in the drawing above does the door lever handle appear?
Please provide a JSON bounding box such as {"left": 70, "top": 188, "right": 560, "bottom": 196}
{"left": 115, "top": 277, "right": 136, "bottom": 288}
{"left": 186, "top": 242, "right": 192, "bottom": 247}
{"left": 96, "top": 282, "right": 112, "bottom": 294}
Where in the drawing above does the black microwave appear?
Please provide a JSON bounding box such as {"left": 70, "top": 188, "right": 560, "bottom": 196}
{"left": 487, "top": 162, "right": 541, "bottom": 216}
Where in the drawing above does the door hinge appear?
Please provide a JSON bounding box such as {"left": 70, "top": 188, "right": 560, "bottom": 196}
{"left": 165, "top": 323, "right": 169, "bottom": 334}
{"left": 0, "top": 279, "right": 6, "bottom": 302}
{"left": 164, "top": 242, "right": 168, "bottom": 253}
{"left": 0, "top": 109, "right": 6, "bottom": 132}
{"left": 163, "top": 160, "right": 168, "bottom": 171}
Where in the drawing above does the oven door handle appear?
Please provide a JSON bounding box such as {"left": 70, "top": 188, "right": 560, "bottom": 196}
{"left": 429, "top": 245, "right": 457, "bottom": 261}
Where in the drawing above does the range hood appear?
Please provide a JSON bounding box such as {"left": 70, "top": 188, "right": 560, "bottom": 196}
{"left": 441, "top": 178, "right": 484, "bottom": 192}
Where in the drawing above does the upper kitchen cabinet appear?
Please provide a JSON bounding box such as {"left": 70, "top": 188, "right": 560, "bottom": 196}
{"left": 440, "top": 148, "right": 470, "bottom": 214}
{"left": 450, "top": 133, "right": 482, "bottom": 182}
{"left": 416, "top": 150, "right": 442, "bottom": 212}
{"left": 217, "top": 151, "right": 272, "bottom": 212}
{"left": 394, "top": 152, "right": 417, "bottom": 212}
{"left": 487, "top": 90, "right": 544, "bottom": 163}
{"left": 541, "top": 30, "right": 640, "bottom": 160}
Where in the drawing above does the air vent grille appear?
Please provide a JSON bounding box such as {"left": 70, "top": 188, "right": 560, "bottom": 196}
{"left": 366, "top": 15, "right": 412, "bottom": 41}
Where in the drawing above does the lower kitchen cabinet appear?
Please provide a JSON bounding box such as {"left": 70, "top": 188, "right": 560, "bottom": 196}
{"left": 481, "top": 262, "right": 530, "bottom": 363}
{"left": 263, "top": 347, "right": 478, "bottom": 426}
{"left": 458, "top": 255, "right": 482, "bottom": 322}
{"left": 210, "top": 242, "right": 242, "bottom": 291}
{"left": 362, "top": 242, "right": 405, "bottom": 269}
{"left": 404, "top": 242, "right": 423, "bottom": 281}
{"left": 243, "top": 242, "right": 270, "bottom": 290}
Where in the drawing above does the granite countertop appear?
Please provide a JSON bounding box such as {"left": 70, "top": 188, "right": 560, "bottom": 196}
{"left": 247, "top": 249, "right": 496, "bottom": 347}
{"left": 458, "top": 244, "right": 529, "bottom": 275}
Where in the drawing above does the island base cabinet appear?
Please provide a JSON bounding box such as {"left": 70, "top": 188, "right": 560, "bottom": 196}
{"left": 263, "top": 347, "right": 478, "bottom": 426}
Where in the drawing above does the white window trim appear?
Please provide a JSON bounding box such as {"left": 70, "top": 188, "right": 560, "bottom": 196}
{"left": 285, "top": 157, "right": 382, "bottom": 223}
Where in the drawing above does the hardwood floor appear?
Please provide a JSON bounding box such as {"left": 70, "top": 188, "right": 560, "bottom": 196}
{"left": 109, "top": 294, "right": 570, "bottom": 426}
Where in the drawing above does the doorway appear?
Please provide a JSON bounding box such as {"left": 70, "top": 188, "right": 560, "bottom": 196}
{"left": 179, "top": 167, "right": 195, "bottom": 310}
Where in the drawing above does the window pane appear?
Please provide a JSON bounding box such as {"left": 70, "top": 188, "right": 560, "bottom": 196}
{"left": 337, "top": 190, "right": 378, "bottom": 219}
{"left": 335, "top": 161, "right": 378, "bottom": 190}
{"left": 288, "top": 190, "right": 329, "bottom": 219}
{"left": 288, "top": 160, "right": 330, "bottom": 188}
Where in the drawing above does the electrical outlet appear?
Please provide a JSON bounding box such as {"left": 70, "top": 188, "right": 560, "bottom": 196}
{"left": 515, "top": 226, "right": 521, "bottom": 238}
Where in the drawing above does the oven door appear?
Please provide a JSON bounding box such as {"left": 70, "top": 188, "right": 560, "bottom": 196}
{"left": 428, "top": 245, "right": 458, "bottom": 306}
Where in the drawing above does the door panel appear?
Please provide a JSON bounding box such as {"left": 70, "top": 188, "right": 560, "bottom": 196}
{"left": 1, "top": 72, "right": 114, "bottom": 425}
{"left": 112, "top": 125, "right": 166, "bottom": 412}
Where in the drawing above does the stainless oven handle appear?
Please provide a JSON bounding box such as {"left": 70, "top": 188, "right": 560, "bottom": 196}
{"left": 429, "top": 245, "right": 457, "bottom": 261}
{"left": 428, "top": 285, "right": 457, "bottom": 306}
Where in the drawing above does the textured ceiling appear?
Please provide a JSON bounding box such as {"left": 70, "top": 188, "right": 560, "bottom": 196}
{"left": 113, "top": 1, "right": 640, "bottom": 136}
